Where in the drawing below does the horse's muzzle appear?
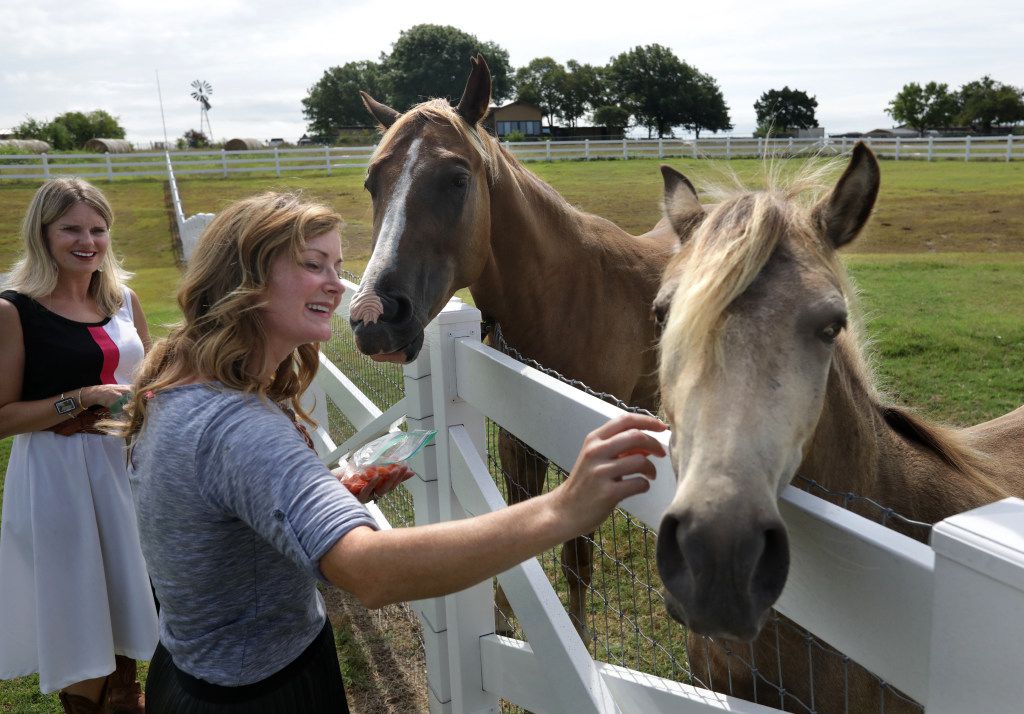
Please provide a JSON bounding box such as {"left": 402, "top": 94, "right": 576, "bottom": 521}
{"left": 656, "top": 504, "right": 789, "bottom": 642}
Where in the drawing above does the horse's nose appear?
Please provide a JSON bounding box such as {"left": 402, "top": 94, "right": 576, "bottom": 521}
{"left": 657, "top": 507, "right": 789, "bottom": 641}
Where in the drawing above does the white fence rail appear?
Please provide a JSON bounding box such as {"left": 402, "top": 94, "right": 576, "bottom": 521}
{"left": 305, "top": 293, "right": 1024, "bottom": 713}
{"left": 2, "top": 135, "right": 1021, "bottom": 182}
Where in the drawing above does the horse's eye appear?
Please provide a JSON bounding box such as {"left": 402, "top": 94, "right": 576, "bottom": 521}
{"left": 363, "top": 178, "right": 375, "bottom": 197}
{"left": 452, "top": 174, "right": 469, "bottom": 189}
{"left": 817, "top": 320, "right": 846, "bottom": 344}
{"left": 653, "top": 302, "right": 669, "bottom": 329}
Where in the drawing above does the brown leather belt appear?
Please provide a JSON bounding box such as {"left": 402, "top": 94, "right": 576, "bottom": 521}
{"left": 44, "top": 408, "right": 112, "bottom": 437}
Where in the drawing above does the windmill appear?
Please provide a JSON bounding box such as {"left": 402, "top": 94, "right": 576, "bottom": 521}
{"left": 190, "top": 79, "right": 214, "bottom": 142}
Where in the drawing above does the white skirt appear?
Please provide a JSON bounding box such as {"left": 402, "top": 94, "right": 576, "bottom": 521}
{"left": 0, "top": 431, "right": 159, "bottom": 693}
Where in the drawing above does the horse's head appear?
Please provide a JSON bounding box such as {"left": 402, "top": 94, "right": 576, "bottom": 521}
{"left": 351, "top": 55, "right": 496, "bottom": 362}
{"left": 654, "top": 144, "right": 880, "bottom": 641}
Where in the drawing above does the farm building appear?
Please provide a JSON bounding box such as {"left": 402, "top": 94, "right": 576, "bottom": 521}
{"left": 224, "top": 138, "right": 264, "bottom": 151}
{"left": 0, "top": 139, "right": 51, "bottom": 153}
{"left": 485, "top": 101, "right": 544, "bottom": 138}
{"left": 84, "top": 138, "right": 133, "bottom": 153}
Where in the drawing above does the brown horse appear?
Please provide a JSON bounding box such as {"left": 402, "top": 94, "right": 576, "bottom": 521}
{"left": 652, "top": 143, "right": 1024, "bottom": 711}
{"left": 351, "top": 55, "right": 678, "bottom": 634}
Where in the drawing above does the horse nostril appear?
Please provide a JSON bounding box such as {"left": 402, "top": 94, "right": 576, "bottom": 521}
{"left": 378, "top": 293, "right": 412, "bottom": 324}
{"left": 750, "top": 524, "right": 789, "bottom": 607}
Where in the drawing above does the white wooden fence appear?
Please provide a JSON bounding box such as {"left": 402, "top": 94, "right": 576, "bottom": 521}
{"left": 305, "top": 287, "right": 1024, "bottom": 713}
{"left": 2, "top": 135, "right": 1021, "bottom": 182}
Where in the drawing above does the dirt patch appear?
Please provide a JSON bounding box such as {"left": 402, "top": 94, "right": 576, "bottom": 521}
{"left": 852, "top": 192, "right": 1024, "bottom": 253}
{"left": 322, "top": 586, "right": 430, "bottom": 714}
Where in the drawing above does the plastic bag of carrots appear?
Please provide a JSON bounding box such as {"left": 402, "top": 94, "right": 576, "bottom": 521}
{"left": 335, "top": 429, "right": 435, "bottom": 502}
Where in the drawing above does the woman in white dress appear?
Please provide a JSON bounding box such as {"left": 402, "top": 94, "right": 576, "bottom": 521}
{"left": 0, "top": 178, "right": 158, "bottom": 713}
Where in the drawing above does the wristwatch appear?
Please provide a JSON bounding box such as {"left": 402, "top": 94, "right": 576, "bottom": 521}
{"left": 54, "top": 392, "right": 78, "bottom": 416}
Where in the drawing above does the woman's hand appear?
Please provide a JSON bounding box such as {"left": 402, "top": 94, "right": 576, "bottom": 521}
{"left": 82, "top": 384, "right": 132, "bottom": 410}
{"left": 334, "top": 463, "right": 416, "bottom": 504}
{"left": 551, "top": 413, "right": 667, "bottom": 536}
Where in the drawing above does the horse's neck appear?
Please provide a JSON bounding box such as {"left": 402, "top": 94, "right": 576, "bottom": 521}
{"left": 800, "top": 339, "right": 1007, "bottom": 530}
{"left": 472, "top": 153, "right": 625, "bottom": 349}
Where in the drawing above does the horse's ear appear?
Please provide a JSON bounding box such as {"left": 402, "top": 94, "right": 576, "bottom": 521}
{"left": 812, "top": 142, "right": 880, "bottom": 249}
{"left": 455, "top": 54, "right": 492, "bottom": 126}
{"left": 361, "top": 90, "right": 400, "bottom": 129}
{"left": 661, "top": 165, "right": 704, "bottom": 243}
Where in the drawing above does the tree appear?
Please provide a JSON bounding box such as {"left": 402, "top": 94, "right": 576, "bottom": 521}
{"left": 514, "top": 57, "right": 566, "bottom": 127}
{"left": 957, "top": 76, "right": 1024, "bottom": 134}
{"left": 383, "top": 24, "right": 513, "bottom": 110}
{"left": 592, "top": 105, "right": 630, "bottom": 136}
{"left": 303, "top": 61, "right": 387, "bottom": 140}
{"left": 606, "top": 44, "right": 728, "bottom": 138}
{"left": 177, "top": 129, "right": 210, "bottom": 149}
{"left": 558, "top": 61, "right": 605, "bottom": 129}
{"left": 13, "top": 109, "right": 126, "bottom": 150}
{"left": 683, "top": 72, "right": 732, "bottom": 139}
{"left": 754, "top": 87, "right": 818, "bottom": 136}
{"left": 885, "top": 82, "right": 958, "bottom": 134}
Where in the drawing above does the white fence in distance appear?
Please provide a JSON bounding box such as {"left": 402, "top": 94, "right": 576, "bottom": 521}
{"left": 1, "top": 135, "right": 1021, "bottom": 182}
{"left": 306, "top": 289, "right": 1024, "bottom": 714}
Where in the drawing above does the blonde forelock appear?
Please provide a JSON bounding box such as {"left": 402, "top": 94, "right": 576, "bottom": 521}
{"left": 659, "top": 159, "right": 846, "bottom": 390}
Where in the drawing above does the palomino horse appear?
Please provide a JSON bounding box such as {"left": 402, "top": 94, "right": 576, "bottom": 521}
{"left": 350, "top": 55, "right": 678, "bottom": 635}
{"left": 652, "top": 143, "right": 1024, "bottom": 711}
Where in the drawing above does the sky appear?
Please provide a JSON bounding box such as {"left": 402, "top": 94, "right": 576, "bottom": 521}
{"left": 1, "top": 0, "right": 1021, "bottom": 146}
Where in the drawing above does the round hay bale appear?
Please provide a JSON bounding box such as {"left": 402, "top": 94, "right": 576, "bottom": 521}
{"left": 84, "top": 138, "right": 133, "bottom": 153}
{"left": 0, "top": 139, "right": 51, "bottom": 153}
{"left": 224, "top": 138, "right": 264, "bottom": 151}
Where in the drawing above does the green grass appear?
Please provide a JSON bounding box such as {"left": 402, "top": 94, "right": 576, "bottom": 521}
{"left": 1, "top": 159, "right": 1023, "bottom": 708}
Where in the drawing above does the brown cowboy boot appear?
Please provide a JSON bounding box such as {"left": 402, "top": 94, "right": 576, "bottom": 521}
{"left": 58, "top": 680, "right": 107, "bottom": 714}
{"left": 106, "top": 655, "right": 145, "bottom": 714}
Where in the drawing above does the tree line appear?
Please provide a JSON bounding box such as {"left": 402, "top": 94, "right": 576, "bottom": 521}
{"left": 886, "top": 77, "right": 1024, "bottom": 135}
{"left": 301, "top": 24, "right": 733, "bottom": 141}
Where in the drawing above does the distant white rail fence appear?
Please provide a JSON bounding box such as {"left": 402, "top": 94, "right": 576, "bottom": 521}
{"left": 1, "top": 135, "right": 1020, "bottom": 183}
{"left": 302, "top": 289, "right": 1024, "bottom": 714}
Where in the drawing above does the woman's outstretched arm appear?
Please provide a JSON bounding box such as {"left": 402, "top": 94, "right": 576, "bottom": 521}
{"left": 321, "top": 413, "right": 666, "bottom": 608}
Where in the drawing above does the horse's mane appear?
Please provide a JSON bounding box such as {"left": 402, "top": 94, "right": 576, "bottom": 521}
{"left": 370, "top": 99, "right": 501, "bottom": 184}
{"left": 659, "top": 160, "right": 845, "bottom": 383}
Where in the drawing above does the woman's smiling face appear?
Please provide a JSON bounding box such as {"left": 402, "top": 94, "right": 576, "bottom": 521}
{"left": 260, "top": 229, "right": 345, "bottom": 361}
{"left": 45, "top": 201, "right": 110, "bottom": 278}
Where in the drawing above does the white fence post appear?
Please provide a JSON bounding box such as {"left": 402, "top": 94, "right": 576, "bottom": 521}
{"left": 622, "top": 138, "right": 627, "bottom": 160}
{"left": 964, "top": 135, "right": 971, "bottom": 162}
{"left": 658, "top": 137, "right": 664, "bottom": 159}
{"left": 1007, "top": 134, "right": 1014, "bottom": 162}
{"left": 927, "top": 498, "right": 1024, "bottom": 713}
{"left": 221, "top": 148, "right": 228, "bottom": 178}
{"left": 757, "top": 136, "right": 764, "bottom": 158}
{"left": 692, "top": 138, "right": 698, "bottom": 159}
{"left": 545, "top": 140, "right": 551, "bottom": 161}
{"left": 425, "top": 300, "right": 498, "bottom": 714}
{"left": 401, "top": 343, "right": 452, "bottom": 713}
{"left": 105, "top": 153, "right": 113, "bottom": 181}
{"left": 41, "top": 153, "right": 50, "bottom": 179}
{"left": 274, "top": 146, "right": 281, "bottom": 176}
{"left": 325, "top": 146, "right": 332, "bottom": 176}
{"left": 928, "top": 136, "right": 934, "bottom": 161}
{"left": 584, "top": 139, "right": 590, "bottom": 161}
{"left": 726, "top": 136, "right": 732, "bottom": 160}
{"left": 895, "top": 136, "right": 901, "bottom": 161}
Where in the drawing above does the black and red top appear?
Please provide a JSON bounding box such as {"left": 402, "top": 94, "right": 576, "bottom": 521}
{"left": 1, "top": 289, "right": 145, "bottom": 400}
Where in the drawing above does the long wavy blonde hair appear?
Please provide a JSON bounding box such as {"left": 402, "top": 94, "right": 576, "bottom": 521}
{"left": 4, "top": 177, "right": 131, "bottom": 314}
{"left": 117, "top": 192, "right": 343, "bottom": 444}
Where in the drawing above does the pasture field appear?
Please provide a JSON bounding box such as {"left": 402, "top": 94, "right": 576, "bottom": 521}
{"left": 1, "top": 158, "right": 1023, "bottom": 711}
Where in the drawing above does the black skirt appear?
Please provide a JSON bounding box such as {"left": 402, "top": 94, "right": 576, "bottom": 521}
{"left": 145, "top": 618, "right": 349, "bottom": 714}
